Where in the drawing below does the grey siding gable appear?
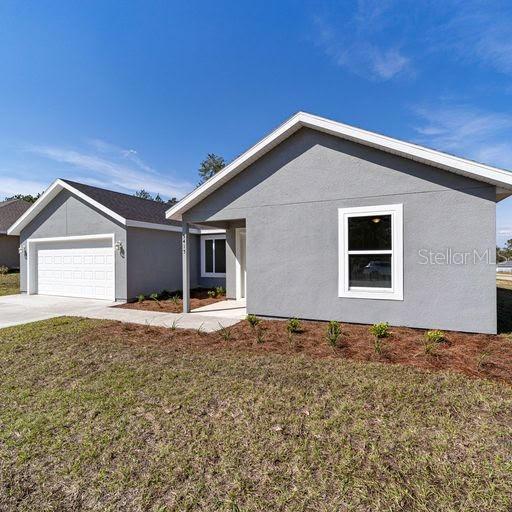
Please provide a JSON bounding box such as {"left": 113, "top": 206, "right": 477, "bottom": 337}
{"left": 183, "top": 128, "right": 497, "bottom": 333}
{"left": 19, "top": 189, "right": 127, "bottom": 299}
{"left": 184, "top": 128, "right": 495, "bottom": 222}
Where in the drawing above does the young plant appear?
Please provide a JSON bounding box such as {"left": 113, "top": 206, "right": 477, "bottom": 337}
{"left": 170, "top": 317, "right": 181, "bottom": 331}
{"left": 370, "top": 322, "right": 390, "bottom": 339}
{"left": 215, "top": 286, "right": 226, "bottom": 297}
{"left": 425, "top": 330, "right": 446, "bottom": 344}
{"left": 256, "top": 327, "right": 265, "bottom": 344}
{"left": 207, "top": 290, "right": 216, "bottom": 298}
{"left": 137, "top": 294, "right": 145, "bottom": 303}
{"left": 218, "top": 323, "right": 232, "bottom": 341}
{"left": 170, "top": 294, "right": 181, "bottom": 306}
{"left": 246, "top": 314, "right": 260, "bottom": 329}
{"left": 150, "top": 292, "right": 162, "bottom": 308}
{"left": 326, "top": 320, "right": 342, "bottom": 348}
{"left": 287, "top": 318, "right": 302, "bottom": 334}
{"left": 424, "top": 341, "right": 437, "bottom": 356}
{"left": 0, "top": 265, "right": 8, "bottom": 275}
{"left": 197, "top": 322, "right": 205, "bottom": 335}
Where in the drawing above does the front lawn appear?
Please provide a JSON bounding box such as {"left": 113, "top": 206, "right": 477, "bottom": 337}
{"left": 0, "top": 318, "right": 511, "bottom": 511}
{"left": 0, "top": 272, "right": 19, "bottom": 296}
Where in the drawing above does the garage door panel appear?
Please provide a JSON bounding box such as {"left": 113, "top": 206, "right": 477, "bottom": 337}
{"left": 34, "top": 238, "right": 115, "bottom": 300}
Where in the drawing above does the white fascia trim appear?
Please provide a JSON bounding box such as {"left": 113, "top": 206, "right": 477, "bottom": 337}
{"left": 26, "top": 233, "right": 115, "bottom": 244}
{"left": 338, "top": 204, "right": 403, "bottom": 301}
{"left": 126, "top": 220, "right": 202, "bottom": 234}
{"left": 166, "top": 111, "right": 512, "bottom": 220}
{"left": 200, "top": 233, "right": 227, "bottom": 278}
{"left": 8, "top": 179, "right": 127, "bottom": 236}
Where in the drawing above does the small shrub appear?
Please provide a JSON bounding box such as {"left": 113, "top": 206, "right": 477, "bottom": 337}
{"left": 0, "top": 265, "right": 8, "bottom": 275}
{"left": 246, "top": 314, "right": 260, "bottom": 329}
{"left": 207, "top": 290, "right": 216, "bottom": 298}
{"left": 370, "top": 322, "right": 390, "bottom": 339}
{"left": 326, "top": 320, "right": 341, "bottom": 348}
{"left": 287, "top": 318, "right": 302, "bottom": 334}
{"left": 424, "top": 341, "right": 437, "bottom": 356}
{"left": 137, "top": 294, "right": 145, "bottom": 303}
{"left": 425, "top": 330, "right": 446, "bottom": 344}
{"left": 477, "top": 351, "right": 491, "bottom": 370}
{"left": 218, "top": 323, "right": 232, "bottom": 341}
{"left": 170, "top": 294, "right": 181, "bottom": 306}
{"left": 256, "top": 327, "right": 265, "bottom": 344}
{"left": 215, "top": 286, "right": 226, "bottom": 297}
{"left": 150, "top": 292, "right": 162, "bottom": 308}
{"left": 170, "top": 317, "right": 181, "bottom": 330}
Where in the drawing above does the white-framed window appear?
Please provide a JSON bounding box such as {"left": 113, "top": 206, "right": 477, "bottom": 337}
{"left": 338, "top": 204, "right": 403, "bottom": 300}
{"left": 201, "top": 234, "right": 227, "bottom": 277}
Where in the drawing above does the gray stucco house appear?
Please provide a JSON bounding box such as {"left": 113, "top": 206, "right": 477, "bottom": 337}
{"left": 0, "top": 199, "right": 31, "bottom": 269}
{"left": 167, "top": 112, "right": 512, "bottom": 334}
{"left": 8, "top": 179, "right": 225, "bottom": 301}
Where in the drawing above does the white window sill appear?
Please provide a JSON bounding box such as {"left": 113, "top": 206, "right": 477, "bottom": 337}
{"left": 201, "top": 272, "right": 226, "bottom": 278}
{"left": 339, "top": 288, "right": 403, "bottom": 300}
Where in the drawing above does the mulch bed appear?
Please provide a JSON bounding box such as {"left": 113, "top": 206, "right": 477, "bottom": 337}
{"left": 118, "top": 289, "right": 225, "bottom": 313}
{"left": 91, "top": 318, "right": 512, "bottom": 385}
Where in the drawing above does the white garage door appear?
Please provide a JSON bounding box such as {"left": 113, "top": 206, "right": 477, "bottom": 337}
{"left": 34, "top": 238, "right": 115, "bottom": 300}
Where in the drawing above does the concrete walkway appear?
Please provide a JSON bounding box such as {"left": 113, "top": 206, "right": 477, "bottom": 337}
{"left": 0, "top": 295, "right": 247, "bottom": 332}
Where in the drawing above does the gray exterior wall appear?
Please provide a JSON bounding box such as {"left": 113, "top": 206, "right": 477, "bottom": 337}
{"left": 19, "top": 190, "right": 128, "bottom": 299}
{"left": 0, "top": 235, "right": 20, "bottom": 269}
{"left": 183, "top": 128, "right": 497, "bottom": 333}
{"left": 125, "top": 228, "right": 225, "bottom": 298}
{"left": 18, "top": 189, "right": 225, "bottom": 301}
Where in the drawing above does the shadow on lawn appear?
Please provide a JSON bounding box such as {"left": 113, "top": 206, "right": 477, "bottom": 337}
{"left": 497, "top": 286, "right": 512, "bottom": 333}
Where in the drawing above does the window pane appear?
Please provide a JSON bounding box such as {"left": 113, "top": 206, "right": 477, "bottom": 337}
{"left": 205, "top": 240, "right": 214, "bottom": 273}
{"left": 214, "top": 239, "right": 226, "bottom": 273}
{"left": 348, "top": 215, "right": 391, "bottom": 251}
{"left": 349, "top": 254, "right": 392, "bottom": 288}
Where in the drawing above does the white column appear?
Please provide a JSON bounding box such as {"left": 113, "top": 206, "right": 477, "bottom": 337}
{"left": 182, "top": 221, "right": 190, "bottom": 313}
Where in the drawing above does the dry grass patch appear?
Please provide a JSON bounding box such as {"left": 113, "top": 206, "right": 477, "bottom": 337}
{"left": 0, "top": 272, "right": 19, "bottom": 296}
{"left": 0, "top": 317, "right": 511, "bottom": 511}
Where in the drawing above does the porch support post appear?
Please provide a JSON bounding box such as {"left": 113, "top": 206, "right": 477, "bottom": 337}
{"left": 182, "top": 221, "right": 190, "bottom": 313}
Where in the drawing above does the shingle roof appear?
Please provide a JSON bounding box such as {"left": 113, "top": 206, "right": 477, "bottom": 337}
{"left": 61, "top": 179, "right": 181, "bottom": 227}
{"left": 0, "top": 199, "right": 32, "bottom": 233}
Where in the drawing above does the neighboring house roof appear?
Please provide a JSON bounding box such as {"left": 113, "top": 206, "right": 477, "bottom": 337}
{"left": 0, "top": 199, "right": 32, "bottom": 234}
{"left": 166, "top": 111, "right": 512, "bottom": 221}
{"left": 8, "top": 179, "right": 217, "bottom": 236}
{"left": 498, "top": 261, "right": 512, "bottom": 268}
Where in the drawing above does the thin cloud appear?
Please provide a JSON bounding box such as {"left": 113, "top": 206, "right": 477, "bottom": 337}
{"left": 25, "top": 141, "right": 193, "bottom": 199}
{"left": 430, "top": 4, "right": 512, "bottom": 76}
{"left": 313, "top": 15, "right": 411, "bottom": 81}
{"left": 0, "top": 176, "right": 47, "bottom": 200}
{"left": 411, "top": 104, "right": 512, "bottom": 169}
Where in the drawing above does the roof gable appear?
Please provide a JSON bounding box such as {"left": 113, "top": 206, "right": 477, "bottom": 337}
{"left": 166, "top": 112, "right": 512, "bottom": 221}
{"left": 7, "top": 179, "right": 179, "bottom": 236}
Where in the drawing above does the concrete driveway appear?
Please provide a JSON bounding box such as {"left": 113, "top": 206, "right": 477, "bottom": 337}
{"left": 0, "top": 294, "right": 119, "bottom": 329}
{"left": 0, "top": 294, "right": 246, "bottom": 332}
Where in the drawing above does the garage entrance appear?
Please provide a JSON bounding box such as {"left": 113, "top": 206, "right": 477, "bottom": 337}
{"left": 27, "top": 235, "right": 115, "bottom": 300}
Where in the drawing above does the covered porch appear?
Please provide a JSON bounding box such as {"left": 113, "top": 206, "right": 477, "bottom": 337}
{"left": 182, "top": 219, "right": 247, "bottom": 314}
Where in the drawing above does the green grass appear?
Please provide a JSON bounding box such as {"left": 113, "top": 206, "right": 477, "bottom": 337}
{"left": 0, "top": 318, "right": 511, "bottom": 511}
{"left": 0, "top": 272, "right": 19, "bottom": 296}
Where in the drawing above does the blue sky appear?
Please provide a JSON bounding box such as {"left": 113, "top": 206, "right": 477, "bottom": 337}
{"left": 1, "top": 0, "right": 512, "bottom": 243}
